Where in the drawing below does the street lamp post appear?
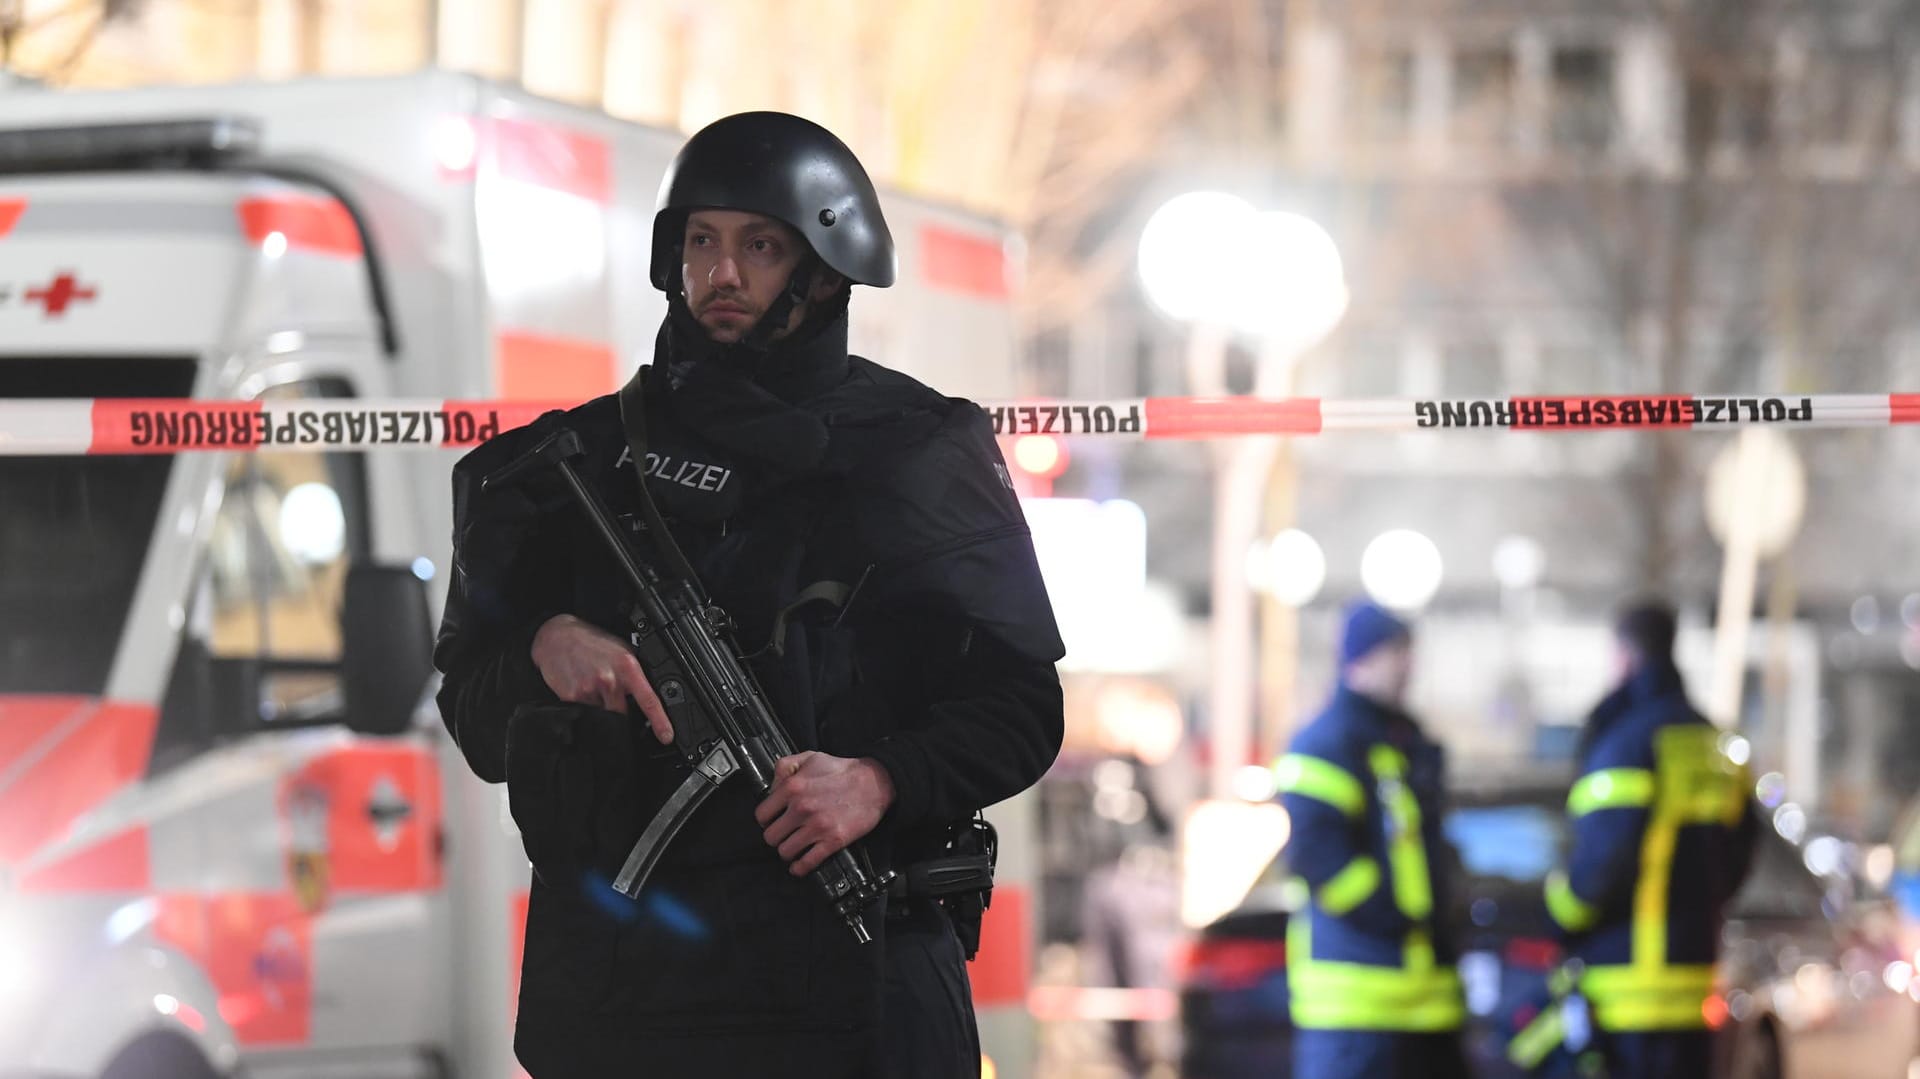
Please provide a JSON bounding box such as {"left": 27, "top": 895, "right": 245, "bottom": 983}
{"left": 1139, "top": 194, "right": 1348, "bottom": 800}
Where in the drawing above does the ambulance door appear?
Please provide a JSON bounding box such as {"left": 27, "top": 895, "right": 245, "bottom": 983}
{"left": 176, "top": 372, "right": 451, "bottom": 1077}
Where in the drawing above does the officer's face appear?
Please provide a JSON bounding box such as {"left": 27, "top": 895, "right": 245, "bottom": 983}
{"left": 1345, "top": 638, "right": 1414, "bottom": 705}
{"left": 682, "top": 211, "right": 841, "bottom": 343}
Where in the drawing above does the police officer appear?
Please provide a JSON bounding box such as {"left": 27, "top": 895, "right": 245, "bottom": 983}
{"left": 1273, "top": 600, "right": 1469, "bottom": 1079}
{"left": 433, "top": 112, "right": 1066, "bottom": 1078}
{"left": 1543, "top": 602, "right": 1757, "bottom": 1078}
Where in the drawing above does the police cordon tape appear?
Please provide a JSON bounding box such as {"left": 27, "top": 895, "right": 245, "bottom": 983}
{"left": 1, "top": 393, "right": 1916, "bottom": 454}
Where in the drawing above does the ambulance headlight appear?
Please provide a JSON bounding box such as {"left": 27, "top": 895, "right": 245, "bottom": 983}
{"left": 0, "top": 913, "right": 34, "bottom": 992}
{"left": 0, "top": 911, "right": 44, "bottom": 1040}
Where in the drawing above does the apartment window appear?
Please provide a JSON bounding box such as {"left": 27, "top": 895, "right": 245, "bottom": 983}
{"left": 1025, "top": 327, "right": 1070, "bottom": 398}
{"left": 1453, "top": 46, "right": 1517, "bottom": 149}
{"left": 1549, "top": 46, "right": 1615, "bottom": 155}
{"left": 1341, "top": 337, "right": 1404, "bottom": 397}
{"left": 1697, "top": 61, "right": 1774, "bottom": 154}
{"left": 1803, "top": 45, "right": 1895, "bottom": 152}
{"left": 1353, "top": 47, "right": 1418, "bottom": 143}
{"left": 1443, "top": 336, "right": 1505, "bottom": 398}
{"left": 1536, "top": 341, "right": 1612, "bottom": 393}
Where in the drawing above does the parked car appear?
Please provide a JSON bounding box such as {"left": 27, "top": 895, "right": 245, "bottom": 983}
{"left": 1718, "top": 815, "right": 1917, "bottom": 1079}
{"left": 1176, "top": 767, "right": 1569, "bottom": 1079}
{"left": 1178, "top": 762, "right": 1911, "bottom": 1078}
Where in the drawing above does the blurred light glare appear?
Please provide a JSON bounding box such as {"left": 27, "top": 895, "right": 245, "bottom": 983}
{"left": 1491, "top": 535, "right": 1546, "bottom": 591}
{"left": 1012, "top": 434, "right": 1065, "bottom": 477}
{"left": 1756, "top": 772, "right": 1789, "bottom": 808}
{"left": 1902, "top": 634, "right": 1920, "bottom": 671}
{"left": 1867, "top": 844, "right": 1896, "bottom": 889}
{"left": 1261, "top": 529, "right": 1326, "bottom": 607}
{"left": 1138, "top": 191, "right": 1256, "bottom": 323}
{"left": 1361, "top": 529, "right": 1444, "bottom": 611}
{"left": 1181, "top": 800, "right": 1292, "bottom": 928}
{"left": 261, "top": 231, "right": 288, "bottom": 259}
{"left": 153, "top": 994, "right": 179, "bottom": 1016}
{"left": 279, "top": 483, "right": 346, "bottom": 564}
{"left": 1244, "top": 541, "right": 1276, "bottom": 594}
{"left": 1903, "top": 594, "right": 1920, "bottom": 628}
{"left": 1887, "top": 961, "right": 1915, "bottom": 994}
{"left": 1233, "top": 765, "right": 1279, "bottom": 803}
{"left": 480, "top": 178, "right": 607, "bottom": 303}
{"left": 0, "top": 924, "right": 28, "bottom": 1000}
{"left": 1720, "top": 734, "right": 1752, "bottom": 767}
{"left": 1225, "top": 211, "right": 1349, "bottom": 350}
{"left": 433, "top": 115, "right": 480, "bottom": 173}
{"left": 1804, "top": 836, "right": 1844, "bottom": 877}
{"left": 1093, "top": 787, "right": 1147, "bottom": 824}
{"left": 411, "top": 557, "right": 436, "bottom": 582}
{"left": 105, "top": 897, "right": 158, "bottom": 944}
{"left": 1092, "top": 759, "right": 1135, "bottom": 792}
{"left": 1853, "top": 596, "right": 1882, "bottom": 634}
{"left": 1025, "top": 499, "right": 1174, "bottom": 673}
{"left": 1774, "top": 803, "right": 1808, "bottom": 845}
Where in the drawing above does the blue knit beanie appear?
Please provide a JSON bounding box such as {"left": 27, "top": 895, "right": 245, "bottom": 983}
{"left": 1340, "top": 599, "right": 1411, "bottom": 667}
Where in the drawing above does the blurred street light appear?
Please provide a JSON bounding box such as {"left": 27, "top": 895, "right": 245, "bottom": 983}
{"left": 1248, "top": 528, "right": 1326, "bottom": 607}
{"left": 1361, "top": 529, "right": 1444, "bottom": 612}
{"left": 1704, "top": 428, "right": 1806, "bottom": 730}
{"left": 1492, "top": 534, "right": 1546, "bottom": 592}
{"left": 1853, "top": 596, "right": 1882, "bottom": 635}
{"left": 1138, "top": 192, "right": 1257, "bottom": 324}
{"left": 1139, "top": 192, "right": 1347, "bottom": 799}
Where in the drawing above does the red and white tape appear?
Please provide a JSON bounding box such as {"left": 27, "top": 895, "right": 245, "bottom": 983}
{"left": 987, "top": 393, "right": 1920, "bottom": 438}
{"left": 0, "top": 393, "right": 1916, "bottom": 454}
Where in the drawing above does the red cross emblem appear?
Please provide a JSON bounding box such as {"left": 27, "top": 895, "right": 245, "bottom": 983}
{"left": 25, "top": 272, "right": 98, "bottom": 317}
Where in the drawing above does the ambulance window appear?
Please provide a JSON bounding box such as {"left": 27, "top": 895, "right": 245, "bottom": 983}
{"left": 196, "top": 378, "right": 370, "bottom": 729}
{"left": 0, "top": 357, "right": 195, "bottom": 695}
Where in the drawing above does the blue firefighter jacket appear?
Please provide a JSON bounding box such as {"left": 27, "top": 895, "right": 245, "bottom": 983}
{"left": 1273, "top": 686, "right": 1465, "bottom": 1032}
{"left": 1543, "top": 662, "right": 1759, "bottom": 1032}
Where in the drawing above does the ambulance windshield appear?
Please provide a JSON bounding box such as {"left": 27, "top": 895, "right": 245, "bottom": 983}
{"left": 0, "top": 358, "right": 195, "bottom": 695}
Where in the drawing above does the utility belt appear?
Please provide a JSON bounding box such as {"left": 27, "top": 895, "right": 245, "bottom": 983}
{"left": 886, "top": 814, "right": 997, "bottom": 959}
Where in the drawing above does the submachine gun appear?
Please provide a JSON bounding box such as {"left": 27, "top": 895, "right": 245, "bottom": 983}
{"left": 482, "top": 425, "right": 894, "bottom": 944}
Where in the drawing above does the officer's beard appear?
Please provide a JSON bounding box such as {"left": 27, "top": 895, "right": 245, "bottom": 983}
{"left": 662, "top": 260, "right": 852, "bottom": 397}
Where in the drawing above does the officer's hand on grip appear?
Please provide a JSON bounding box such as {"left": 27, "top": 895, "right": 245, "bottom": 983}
{"left": 755, "top": 751, "right": 896, "bottom": 876}
{"left": 531, "top": 614, "right": 675, "bottom": 744}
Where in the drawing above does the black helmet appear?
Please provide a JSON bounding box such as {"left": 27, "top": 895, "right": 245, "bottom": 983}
{"left": 650, "top": 111, "right": 897, "bottom": 291}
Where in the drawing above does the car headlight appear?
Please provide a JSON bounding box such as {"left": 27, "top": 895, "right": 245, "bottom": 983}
{"left": 0, "top": 904, "right": 58, "bottom": 1051}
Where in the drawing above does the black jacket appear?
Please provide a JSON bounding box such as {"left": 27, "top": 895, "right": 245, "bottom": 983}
{"left": 432, "top": 316, "right": 1065, "bottom": 1074}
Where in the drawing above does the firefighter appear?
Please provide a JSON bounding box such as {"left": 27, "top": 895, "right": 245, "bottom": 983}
{"left": 1274, "top": 600, "right": 1469, "bottom": 1079}
{"left": 1543, "top": 602, "right": 1758, "bottom": 1077}
{"left": 433, "top": 112, "right": 1065, "bottom": 1078}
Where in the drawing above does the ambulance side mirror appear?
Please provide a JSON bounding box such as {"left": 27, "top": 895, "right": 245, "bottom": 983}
{"left": 342, "top": 564, "right": 435, "bottom": 737}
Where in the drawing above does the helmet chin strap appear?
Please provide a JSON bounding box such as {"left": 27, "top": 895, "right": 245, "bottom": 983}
{"left": 741, "top": 257, "right": 817, "bottom": 351}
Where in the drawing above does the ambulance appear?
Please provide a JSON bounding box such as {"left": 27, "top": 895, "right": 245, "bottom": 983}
{"left": 0, "top": 71, "right": 1036, "bottom": 1078}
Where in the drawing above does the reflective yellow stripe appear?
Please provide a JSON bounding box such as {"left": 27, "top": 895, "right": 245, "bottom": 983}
{"left": 1273, "top": 753, "right": 1366, "bottom": 817}
{"left": 1544, "top": 869, "right": 1599, "bottom": 933}
{"left": 1567, "top": 767, "right": 1656, "bottom": 817}
{"left": 1367, "top": 744, "right": 1432, "bottom": 920}
{"left": 1572, "top": 727, "right": 1746, "bottom": 1032}
{"left": 1581, "top": 965, "right": 1716, "bottom": 1030}
{"left": 1507, "top": 1000, "right": 1567, "bottom": 1068}
{"left": 1404, "top": 927, "right": 1436, "bottom": 972}
{"left": 1286, "top": 917, "right": 1465, "bottom": 1032}
{"left": 1635, "top": 726, "right": 1743, "bottom": 970}
{"left": 1634, "top": 805, "right": 1678, "bottom": 967}
{"left": 1318, "top": 856, "right": 1381, "bottom": 915}
{"left": 1655, "top": 725, "right": 1751, "bottom": 825}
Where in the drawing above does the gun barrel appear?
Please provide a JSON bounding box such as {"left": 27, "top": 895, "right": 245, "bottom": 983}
{"left": 507, "top": 426, "right": 893, "bottom": 943}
